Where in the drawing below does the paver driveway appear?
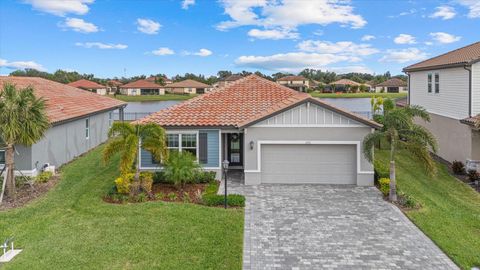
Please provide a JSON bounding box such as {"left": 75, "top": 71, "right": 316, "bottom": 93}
{"left": 229, "top": 183, "right": 458, "bottom": 270}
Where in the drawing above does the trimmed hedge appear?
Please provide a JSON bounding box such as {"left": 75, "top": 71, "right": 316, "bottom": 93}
{"left": 201, "top": 181, "right": 245, "bottom": 207}
{"left": 153, "top": 170, "right": 216, "bottom": 184}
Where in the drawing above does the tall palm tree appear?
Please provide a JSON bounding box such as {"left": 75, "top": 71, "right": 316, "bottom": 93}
{"left": 103, "top": 122, "right": 167, "bottom": 191}
{"left": 0, "top": 83, "right": 50, "bottom": 201}
{"left": 363, "top": 105, "right": 437, "bottom": 202}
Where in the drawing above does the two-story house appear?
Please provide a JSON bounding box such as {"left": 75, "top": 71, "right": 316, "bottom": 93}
{"left": 403, "top": 41, "right": 480, "bottom": 165}
{"left": 276, "top": 75, "right": 311, "bottom": 92}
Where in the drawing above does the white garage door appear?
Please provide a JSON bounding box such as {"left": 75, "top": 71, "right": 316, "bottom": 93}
{"left": 260, "top": 144, "right": 356, "bottom": 184}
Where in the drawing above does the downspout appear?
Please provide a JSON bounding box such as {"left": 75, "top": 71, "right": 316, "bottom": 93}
{"left": 406, "top": 71, "right": 410, "bottom": 105}
{"left": 464, "top": 65, "right": 472, "bottom": 117}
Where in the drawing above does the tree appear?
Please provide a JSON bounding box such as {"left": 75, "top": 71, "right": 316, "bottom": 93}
{"left": 163, "top": 151, "right": 200, "bottom": 189}
{"left": 362, "top": 105, "right": 437, "bottom": 202}
{"left": 103, "top": 122, "right": 167, "bottom": 193}
{"left": 0, "top": 84, "right": 50, "bottom": 201}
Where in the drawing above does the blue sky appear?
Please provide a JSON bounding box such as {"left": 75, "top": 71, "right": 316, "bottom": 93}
{"left": 0, "top": 0, "right": 479, "bottom": 78}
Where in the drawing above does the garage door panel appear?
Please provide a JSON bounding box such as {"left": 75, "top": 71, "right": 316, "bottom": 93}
{"left": 261, "top": 144, "right": 356, "bottom": 184}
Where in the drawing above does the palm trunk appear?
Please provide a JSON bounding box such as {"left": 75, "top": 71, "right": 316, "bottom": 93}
{"left": 132, "top": 138, "right": 141, "bottom": 196}
{"left": 389, "top": 138, "right": 397, "bottom": 202}
{"left": 5, "top": 145, "right": 16, "bottom": 201}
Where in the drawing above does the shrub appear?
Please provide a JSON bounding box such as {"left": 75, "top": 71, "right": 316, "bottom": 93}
{"left": 115, "top": 173, "right": 134, "bottom": 194}
{"left": 112, "top": 193, "right": 128, "bottom": 204}
{"left": 378, "top": 178, "right": 390, "bottom": 196}
{"left": 167, "top": 192, "right": 177, "bottom": 201}
{"left": 202, "top": 194, "right": 245, "bottom": 207}
{"left": 451, "top": 161, "right": 466, "bottom": 175}
{"left": 16, "top": 176, "right": 33, "bottom": 188}
{"left": 140, "top": 172, "right": 153, "bottom": 193}
{"left": 204, "top": 181, "right": 220, "bottom": 195}
{"left": 398, "top": 191, "right": 421, "bottom": 209}
{"left": 153, "top": 171, "right": 167, "bottom": 184}
{"left": 191, "top": 171, "right": 216, "bottom": 184}
{"left": 36, "top": 171, "right": 53, "bottom": 183}
{"left": 106, "top": 185, "right": 117, "bottom": 197}
{"left": 155, "top": 192, "right": 165, "bottom": 200}
{"left": 182, "top": 192, "right": 191, "bottom": 203}
{"left": 467, "top": 169, "right": 480, "bottom": 182}
{"left": 134, "top": 193, "right": 148, "bottom": 203}
{"left": 163, "top": 151, "right": 200, "bottom": 187}
{"left": 374, "top": 160, "right": 389, "bottom": 182}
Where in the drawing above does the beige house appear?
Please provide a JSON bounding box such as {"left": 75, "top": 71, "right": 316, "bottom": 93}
{"left": 166, "top": 79, "right": 213, "bottom": 94}
{"left": 374, "top": 78, "right": 407, "bottom": 93}
{"left": 276, "top": 75, "right": 310, "bottom": 92}
{"left": 67, "top": 79, "right": 107, "bottom": 95}
{"left": 146, "top": 76, "right": 172, "bottom": 85}
{"left": 119, "top": 79, "right": 165, "bottom": 96}
{"left": 106, "top": 80, "right": 123, "bottom": 95}
{"left": 403, "top": 41, "right": 480, "bottom": 167}
{"left": 216, "top": 74, "right": 243, "bottom": 88}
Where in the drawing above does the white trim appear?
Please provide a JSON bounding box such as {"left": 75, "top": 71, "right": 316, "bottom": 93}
{"left": 252, "top": 124, "right": 365, "bottom": 128}
{"left": 1, "top": 168, "right": 38, "bottom": 177}
{"left": 245, "top": 140, "right": 374, "bottom": 175}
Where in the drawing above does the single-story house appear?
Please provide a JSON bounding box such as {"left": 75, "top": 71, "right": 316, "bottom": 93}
{"left": 120, "top": 79, "right": 165, "bottom": 96}
{"left": 216, "top": 74, "right": 244, "bottom": 88}
{"left": 276, "top": 75, "right": 310, "bottom": 92}
{"left": 403, "top": 41, "right": 480, "bottom": 166}
{"left": 330, "top": 79, "right": 361, "bottom": 92}
{"left": 146, "top": 76, "right": 173, "bottom": 85}
{"left": 67, "top": 79, "right": 107, "bottom": 95}
{"left": 0, "top": 76, "right": 126, "bottom": 176}
{"left": 137, "top": 75, "right": 381, "bottom": 186}
{"left": 166, "top": 79, "right": 213, "bottom": 94}
{"left": 374, "top": 78, "right": 407, "bottom": 93}
{"left": 106, "top": 80, "right": 123, "bottom": 95}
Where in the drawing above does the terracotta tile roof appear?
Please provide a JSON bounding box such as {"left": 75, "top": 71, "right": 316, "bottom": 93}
{"left": 404, "top": 41, "right": 480, "bottom": 72}
{"left": 331, "top": 79, "right": 360, "bottom": 86}
{"left": 137, "top": 75, "right": 381, "bottom": 129}
{"left": 167, "top": 79, "right": 211, "bottom": 88}
{"left": 460, "top": 116, "right": 479, "bottom": 127}
{"left": 395, "top": 97, "right": 407, "bottom": 107}
{"left": 120, "top": 79, "right": 162, "bottom": 89}
{"left": 277, "top": 75, "right": 308, "bottom": 81}
{"left": 376, "top": 78, "right": 407, "bottom": 87}
{"left": 67, "top": 79, "right": 105, "bottom": 89}
{"left": 107, "top": 80, "right": 123, "bottom": 86}
{"left": 0, "top": 76, "right": 126, "bottom": 125}
{"left": 220, "top": 74, "right": 244, "bottom": 81}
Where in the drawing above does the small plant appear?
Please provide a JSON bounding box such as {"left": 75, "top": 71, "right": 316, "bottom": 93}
{"left": 167, "top": 192, "right": 178, "bottom": 201}
{"left": 378, "top": 178, "right": 390, "bottom": 196}
{"left": 193, "top": 190, "right": 203, "bottom": 202}
{"left": 112, "top": 193, "right": 128, "bottom": 204}
{"left": 467, "top": 169, "right": 480, "bottom": 182}
{"left": 36, "top": 171, "right": 53, "bottom": 183}
{"left": 451, "top": 161, "right": 466, "bottom": 175}
{"left": 114, "top": 173, "right": 134, "bottom": 194}
{"left": 153, "top": 171, "right": 167, "bottom": 184}
{"left": 140, "top": 172, "right": 154, "bottom": 193}
{"left": 182, "top": 192, "right": 191, "bottom": 203}
{"left": 135, "top": 192, "right": 148, "bottom": 203}
{"left": 163, "top": 151, "right": 201, "bottom": 188}
{"left": 397, "top": 191, "right": 421, "bottom": 209}
{"left": 154, "top": 192, "right": 165, "bottom": 200}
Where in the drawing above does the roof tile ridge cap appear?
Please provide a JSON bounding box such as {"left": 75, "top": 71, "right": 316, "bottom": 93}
{"left": 214, "top": 74, "right": 254, "bottom": 92}
{"left": 311, "top": 97, "right": 380, "bottom": 126}
{"left": 405, "top": 41, "right": 480, "bottom": 69}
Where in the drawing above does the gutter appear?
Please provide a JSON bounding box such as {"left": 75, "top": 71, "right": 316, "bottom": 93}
{"left": 51, "top": 104, "right": 127, "bottom": 127}
{"left": 464, "top": 65, "right": 472, "bottom": 117}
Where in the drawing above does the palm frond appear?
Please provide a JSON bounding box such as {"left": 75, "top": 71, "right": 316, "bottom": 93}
{"left": 400, "top": 140, "right": 437, "bottom": 176}
{"left": 362, "top": 131, "right": 385, "bottom": 162}
{"left": 400, "top": 124, "right": 438, "bottom": 153}
{"left": 102, "top": 137, "right": 125, "bottom": 164}
{"left": 119, "top": 134, "right": 138, "bottom": 174}
{"left": 403, "top": 105, "right": 430, "bottom": 122}
{"left": 108, "top": 122, "right": 134, "bottom": 138}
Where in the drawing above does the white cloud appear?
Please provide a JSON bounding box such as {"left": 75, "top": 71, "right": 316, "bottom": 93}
{"left": 182, "top": 0, "right": 195, "bottom": 9}
{"left": 0, "top": 58, "right": 46, "bottom": 71}
{"left": 75, "top": 42, "right": 127, "bottom": 49}
{"left": 24, "top": 0, "right": 94, "bottom": 16}
{"left": 430, "top": 32, "right": 461, "bottom": 44}
{"left": 457, "top": 0, "right": 480, "bottom": 18}
{"left": 361, "top": 35, "right": 375, "bottom": 41}
{"left": 430, "top": 6, "right": 456, "bottom": 20}
{"left": 152, "top": 47, "right": 175, "bottom": 55}
{"left": 380, "top": 48, "right": 428, "bottom": 63}
{"left": 194, "top": 48, "right": 212, "bottom": 57}
{"left": 388, "top": 9, "right": 417, "bottom": 18}
{"left": 217, "top": 0, "right": 366, "bottom": 37}
{"left": 247, "top": 28, "right": 299, "bottom": 40}
{"left": 136, "top": 18, "right": 161, "bottom": 35}
{"left": 297, "top": 40, "right": 379, "bottom": 57}
{"left": 61, "top": 18, "right": 98, "bottom": 33}
{"left": 394, "top": 34, "right": 416, "bottom": 44}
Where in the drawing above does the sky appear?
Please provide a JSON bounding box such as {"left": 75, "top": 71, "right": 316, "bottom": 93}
{"left": 0, "top": 0, "right": 479, "bottom": 78}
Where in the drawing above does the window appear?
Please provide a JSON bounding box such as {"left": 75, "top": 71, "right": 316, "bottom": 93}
{"left": 165, "top": 133, "right": 197, "bottom": 157}
{"left": 85, "top": 118, "right": 90, "bottom": 139}
{"left": 109, "top": 112, "right": 113, "bottom": 127}
{"left": 0, "top": 150, "right": 5, "bottom": 165}
{"left": 166, "top": 134, "right": 180, "bottom": 152}
{"left": 434, "top": 73, "right": 440, "bottom": 93}
{"left": 427, "top": 73, "right": 432, "bottom": 93}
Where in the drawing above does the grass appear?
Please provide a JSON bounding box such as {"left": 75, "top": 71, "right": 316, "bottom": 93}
{"left": 376, "top": 150, "right": 480, "bottom": 269}
{"left": 0, "top": 145, "right": 243, "bottom": 270}
{"left": 114, "top": 94, "right": 197, "bottom": 102}
{"left": 311, "top": 92, "right": 407, "bottom": 99}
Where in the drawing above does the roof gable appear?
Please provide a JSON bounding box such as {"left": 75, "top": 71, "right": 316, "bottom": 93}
{"left": 167, "top": 79, "right": 211, "bottom": 88}
{"left": 376, "top": 78, "right": 406, "bottom": 87}
{"left": 67, "top": 79, "right": 105, "bottom": 89}
{"left": 121, "top": 79, "right": 161, "bottom": 89}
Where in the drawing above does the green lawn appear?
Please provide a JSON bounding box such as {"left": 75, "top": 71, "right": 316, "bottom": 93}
{"left": 311, "top": 92, "right": 407, "bottom": 99}
{"left": 114, "top": 94, "right": 197, "bottom": 102}
{"left": 0, "top": 146, "right": 243, "bottom": 269}
{"left": 376, "top": 150, "right": 480, "bottom": 269}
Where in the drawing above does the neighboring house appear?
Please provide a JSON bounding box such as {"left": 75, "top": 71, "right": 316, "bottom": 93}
{"left": 106, "top": 80, "right": 123, "bottom": 95}
{"left": 216, "top": 74, "right": 243, "bottom": 88}
{"left": 67, "top": 79, "right": 107, "bottom": 95}
{"left": 0, "top": 76, "right": 126, "bottom": 176}
{"left": 166, "top": 79, "right": 213, "bottom": 94}
{"left": 374, "top": 78, "right": 407, "bottom": 93}
{"left": 276, "top": 75, "right": 310, "bottom": 92}
{"left": 146, "top": 76, "right": 172, "bottom": 85}
{"left": 119, "top": 79, "right": 165, "bottom": 96}
{"left": 137, "top": 75, "right": 381, "bottom": 186}
{"left": 330, "top": 79, "right": 360, "bottom": 92}
{"left": 403, "top": 41, "right": 480, "bottom": 165}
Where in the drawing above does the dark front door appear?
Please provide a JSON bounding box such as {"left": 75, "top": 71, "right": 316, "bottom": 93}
{"left": 227, "top": 133, "right": 243, "bottom": 166}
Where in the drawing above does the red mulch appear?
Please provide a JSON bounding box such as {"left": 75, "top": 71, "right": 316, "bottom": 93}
{"left": 0, "top": 175, "right": 60, "bottom": 211}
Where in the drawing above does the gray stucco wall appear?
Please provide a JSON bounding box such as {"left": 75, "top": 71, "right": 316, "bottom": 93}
{"left": 15, "top": 111, "right": 112, "bottom": 174}
{"left": 243, "top": 126, "right": 374, "bottom": 185}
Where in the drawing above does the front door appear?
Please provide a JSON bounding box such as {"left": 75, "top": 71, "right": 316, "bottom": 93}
{"left": 227, "top": 133, "right": 243, "bottom": 166}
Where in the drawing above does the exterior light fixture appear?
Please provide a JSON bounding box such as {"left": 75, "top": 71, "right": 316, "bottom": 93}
{"left": 222, "top": 160, "right": 230, "bottom": 209}
{"left": 249, "top": 141, "right": 254, "bottom": 150}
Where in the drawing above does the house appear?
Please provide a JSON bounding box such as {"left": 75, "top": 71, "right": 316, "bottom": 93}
{"left": 165, "top": 79, "right": 213, "bottom": 94}
{"left": 0, "top": 76, "right": 126, "bottom": 176}
{"left": 330, "top": 79, "right": 361, "bottom": 92}
{"left": 403, "top": 41, "right": 480, "bottom": 164}
{"left": 119, "top": 79, "right": 165, "bottom": 96}
{"left": 67, "top": 79, "right": 107, "bottom": 95}
{"left": 137, "top": 75, "right": 381, "bottom": 185}
{"left": 106, "top": 80, "right": 123, "bottom": 95}
{"left": 374, "top": 78, "right": 407, "bottom": 93}
{"left": 146, "top": 76, "right": 172, "bottom": 85}
{"left": 276, "top": 75, "right": 310, "bottom": 92}
{"left": 216, "top": 74, "right": 243, "bottom": 88}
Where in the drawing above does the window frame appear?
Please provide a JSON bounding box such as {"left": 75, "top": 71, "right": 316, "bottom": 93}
{"left": 165, "top": 132, "right": 199, "bottom": 161}
{"left": 108, "top": 112, "right": 113, "bottom": 128}
{"left": 85, "top": 118, "right": 90, "bottom": 140}
{"left": 0, "top": 150, "right": 5, "bottom": 165}
{"left": 434, "top": 73, "right": 440, "bottom": 93}
{"left": 427, "top": 73, "right": 432, "bottom": 93}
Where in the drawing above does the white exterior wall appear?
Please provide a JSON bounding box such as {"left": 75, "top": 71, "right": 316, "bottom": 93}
{"left": 278, "top": 80, "right": 310, "bottom": 88}
{"left": 374, "top": 86, "right": 407, "bottom": 93}
{"left": 96, "top": 88, "right": 107, "bottom": 95}
{"left": 409, "top": 66, "right": 470, "bottom": 119}
{"left": 120, "top": 88, "right": 141, "bottom": 96}
{"left": 472, "top": 62, "right": 480, "bottom": 115}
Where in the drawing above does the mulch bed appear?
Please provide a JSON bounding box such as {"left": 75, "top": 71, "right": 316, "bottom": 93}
{"left": 152, "top": 183, "right": 209, "bottom": 203}
{"left": 432, "top": 154, "right": 480, "bottom": 193}
{"left": 0, "top": 175, "right": 60, "bottom": 211}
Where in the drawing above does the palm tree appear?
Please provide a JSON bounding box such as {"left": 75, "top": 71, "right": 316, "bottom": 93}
{"left": 363, "top": 105, "right": 437, "bottom": 202}
{"left": 0, "top": 83, "right": 50, "bottom": 201}
{"left": 103, "top": 122, "right": 167, "bottom": 193}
